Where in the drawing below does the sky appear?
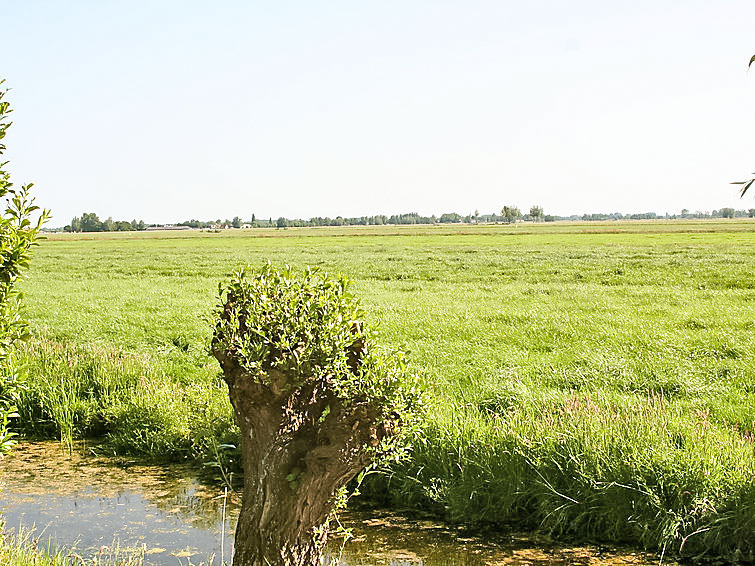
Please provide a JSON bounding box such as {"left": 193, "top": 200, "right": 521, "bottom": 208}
{"left": 2, "top": 1, "right": 755, "bottom": 225}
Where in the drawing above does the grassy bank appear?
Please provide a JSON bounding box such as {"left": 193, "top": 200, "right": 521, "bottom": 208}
{"left": 11, "top": 220, "right": 755, "bottom": 560}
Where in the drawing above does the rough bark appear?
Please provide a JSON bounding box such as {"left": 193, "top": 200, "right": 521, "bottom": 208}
{"left": 213, "top": 350, "right": 394, "bottom": 566}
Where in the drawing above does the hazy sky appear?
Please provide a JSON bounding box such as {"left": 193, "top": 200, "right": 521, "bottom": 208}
{"left": 2, "top": 1, "right": 755, "bottom": 224}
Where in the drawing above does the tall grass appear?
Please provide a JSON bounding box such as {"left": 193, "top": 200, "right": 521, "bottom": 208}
{"left": 0, "top": 525, "right": 225, "bottom": 565}
{"left": 12, "top": 221, "right": 755, "bottom": 560}
{"left": 375, "top": 391, "right": 755, "bottom": 559}
{"left": 16, "top": 338, "right": 238, "bottom": 467}
{"left": 0, "top": 526, "right": 146, "bottom": 566}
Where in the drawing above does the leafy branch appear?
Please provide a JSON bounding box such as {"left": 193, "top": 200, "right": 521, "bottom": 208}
{"left": 732, "top": 56, "right": 755, "bottom": 197}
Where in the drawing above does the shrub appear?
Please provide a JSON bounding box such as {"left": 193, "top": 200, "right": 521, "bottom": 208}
{"left": 0, "top": 78, "right": 49, "bottom": 456}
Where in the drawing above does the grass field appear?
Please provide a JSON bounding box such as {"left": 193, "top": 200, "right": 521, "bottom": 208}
{"left": 12, "top": 220, "right": 755, "bottom": 560}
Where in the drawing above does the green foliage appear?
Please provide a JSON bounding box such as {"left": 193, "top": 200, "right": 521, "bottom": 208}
{"left": 529, "top": 205, "right": 544, "bottom": 219}
{"left": 80, "top": 212, "right": 101, "bottom": 232}
{"left": 67, "top": 212, "right": 145, "bottom": 233}
{"left": 214, "top": 264, "right": 363, "bottom": 379}
{"left": 0, "top": 78, "right": 48, "bottom": 456}
{"left": 213, "top": 263, "right": 422, "bottom": 447}
{"left": 500, "top": 205, "right": 521, "bottom": 223}
{"left": 439, "top": 212, "right": 461, "bottom": 223}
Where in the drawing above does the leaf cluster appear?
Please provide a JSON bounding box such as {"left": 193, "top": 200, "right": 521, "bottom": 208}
{"left": 0, "top": 79, "right": 49, "bottom": 454}
{"left": 212, "top": 262, "right": 423, "bottom": 426}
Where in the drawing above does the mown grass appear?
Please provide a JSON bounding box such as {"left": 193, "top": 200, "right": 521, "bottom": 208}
{"left": 11, "top": 220, "right": 755, "bottom": 560}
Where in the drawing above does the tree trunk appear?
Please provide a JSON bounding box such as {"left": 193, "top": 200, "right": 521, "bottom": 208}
{"left": 215, "top": 355, "right": 390, "bottom": 566}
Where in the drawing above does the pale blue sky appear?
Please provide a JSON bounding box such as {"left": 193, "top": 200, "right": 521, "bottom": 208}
{"left": 2, "top": 1, "right": 755, "bottom": 224}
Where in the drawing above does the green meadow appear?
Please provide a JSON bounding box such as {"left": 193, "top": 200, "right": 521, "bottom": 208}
{"left": 14, "top": 220, "right": 755, "bottom": 560}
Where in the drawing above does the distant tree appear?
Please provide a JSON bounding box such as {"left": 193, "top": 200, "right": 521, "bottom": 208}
{"left": 113, "top": 220, "right": 133, "bottom": 231}
{"left": 251, "top": 213, "right": 256, "bottom": 225}
{"left": 529, "top": 205, "right": 544, "bottom": 221}
{"left": 473, "top": 209, "right": 480, "bottom": 223}
{"left": 721, "top": 207, "right": 735, "bottom": 219}
{"left": 388, "top": 213, "right": 425, "bottom": 225}
{"left": 80, "top": 212, "right": 102, "bottom": 232}
{"left": 628, "top": 212, "right": 657, "bottom": 220}
{"left": 72, "top": 212, "right": 146, "bottom": 232}
{"left": 232, "top": 216, "right": 241, "bottom": 228}
{"left": 276, "top": 216, "right": 288, "bottom": 228}
{"left": 501, "top": 206, "right": 522, "bottom": 223}
{"left": 439, "top": 212, "right": 461, "bottom": 223}
{"left": 749, "top": 209, "right": 755, "bottom": 218}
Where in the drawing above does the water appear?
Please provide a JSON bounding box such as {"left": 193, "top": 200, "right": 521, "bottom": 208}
{"left": 0, "top": 442, "right": 662, "bottom": 566}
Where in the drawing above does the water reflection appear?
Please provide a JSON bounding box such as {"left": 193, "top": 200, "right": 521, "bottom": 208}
{"left": 0, "top": 442, "right": 662, "bottom": 566}
{"left": 0, "top": 441, "right": 234, "bottom": 563}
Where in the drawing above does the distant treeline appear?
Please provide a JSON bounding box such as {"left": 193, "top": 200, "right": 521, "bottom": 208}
{"left": 65, "top": 213, "right": 147, "bottom": 233}
{"left": 180, "top": 207, "right": 542, "bottom": 229}
{"left": 179, "top": 206, "right": 755, "bottom": 229}
{"left": 62, "top": 206, "right": 755, "bottom": 232}
{"left": 582, "top": 208, "right": 755, "bottom": 221}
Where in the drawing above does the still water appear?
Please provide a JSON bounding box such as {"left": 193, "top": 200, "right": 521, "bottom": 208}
{"left": 0, "top": 442, "right": 662, "bottom": 566}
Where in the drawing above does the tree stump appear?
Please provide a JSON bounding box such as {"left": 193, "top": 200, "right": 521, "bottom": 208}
{"left": 212, "top": 265, "right": 420, "bottom": 566}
